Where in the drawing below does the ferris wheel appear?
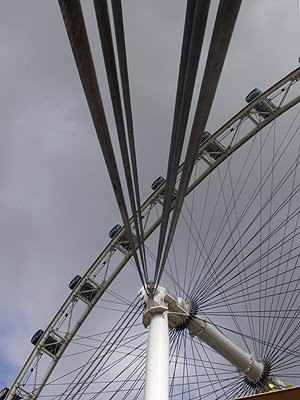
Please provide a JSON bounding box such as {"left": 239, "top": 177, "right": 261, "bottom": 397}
{"left": 3, "top": 65, "right": 300, "bottom": 399}
{"left": 2, "top": 1, "right": 300, "bottom": 400}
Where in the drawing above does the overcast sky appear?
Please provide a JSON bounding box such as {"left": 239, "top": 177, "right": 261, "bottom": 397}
{"left": 0, "top": 0, "right": 300, "bottom": 391}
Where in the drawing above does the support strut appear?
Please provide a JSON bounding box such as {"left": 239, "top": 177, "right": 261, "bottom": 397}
{"left": 188, "top": 316, "right": 264, "bottom": 382}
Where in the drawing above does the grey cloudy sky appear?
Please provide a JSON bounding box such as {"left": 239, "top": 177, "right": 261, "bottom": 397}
{"left": 0, "top": 0, "right": 300, "bottom": 390}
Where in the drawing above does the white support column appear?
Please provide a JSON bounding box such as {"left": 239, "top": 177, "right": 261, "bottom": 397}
{"left": 144, "top": 311, "right": 169, "bottom": 400}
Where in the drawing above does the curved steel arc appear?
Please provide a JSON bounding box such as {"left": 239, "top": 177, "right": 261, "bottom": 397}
{"left": 186, "top": 93, "right": 300, "bottom": 197}
{"left": 7, "top": 67, "right": 300, "bottom": 400}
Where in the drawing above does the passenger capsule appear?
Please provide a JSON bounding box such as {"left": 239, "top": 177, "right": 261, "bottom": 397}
{"left": 201, "top": 131, "right": 222, "bottom": 160}
{"left": 109, "top": 224, "right": 131, "bottom": 251}
{"left": 245, "top": 88, "right": 276, "bottom": 119}
{"left": 31, "top": 329, "right": 61, "bottom": 356}
{"left": 0, "top": 388, "right": 22, "bottom": 400}
{"left": 69, "top": 275, "right": 97, "bottom": 302}
{"left": 151, "top": 176, "right": 177, "bottom": 201}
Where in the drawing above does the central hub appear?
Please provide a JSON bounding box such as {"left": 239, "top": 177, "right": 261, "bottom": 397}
{"left": 139, "top": 282, "right": 192, "bottom": 330}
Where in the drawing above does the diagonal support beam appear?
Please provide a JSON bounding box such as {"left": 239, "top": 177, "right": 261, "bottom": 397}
{"left": 58, "top": 0, "right": 146, "bottom": 286}
{"left": 156, "top": 0, "right": 242, "bottom": 286}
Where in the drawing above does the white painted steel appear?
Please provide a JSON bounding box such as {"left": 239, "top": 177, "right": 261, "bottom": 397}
{"left": 7, "top": 67, "right": 300, "bottom": 400}
{"left": 188, "top": 316, "right": 264, "bottom": 382}
{"left": 144, "top": 312, "right": 169, "bottom": 400}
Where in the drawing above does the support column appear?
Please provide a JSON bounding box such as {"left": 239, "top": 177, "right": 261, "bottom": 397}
{"left": 144, "top": 311, "right": 169, "bottom": 400}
